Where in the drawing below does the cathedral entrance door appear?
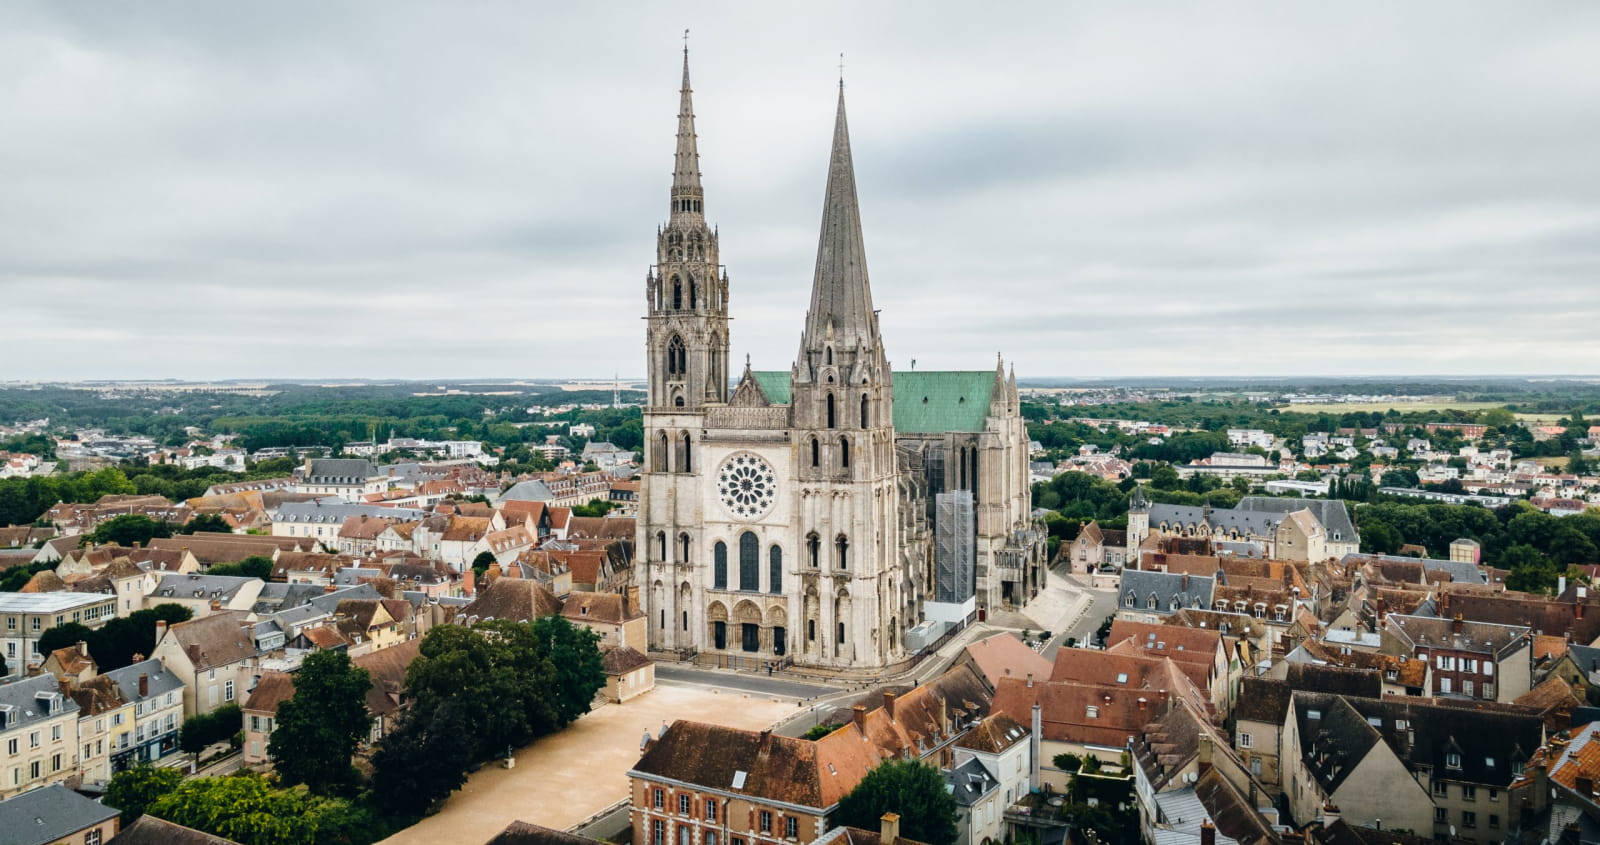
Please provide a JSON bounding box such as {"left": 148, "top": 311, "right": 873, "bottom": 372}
{"left": 772, "top": 626, "right": 786, "bottom": 656}
{"left": 713, "top": 621, "right": 727, "bottom": 650}
{"left": 741, "top": 623, "right": 759, "bottom": 652}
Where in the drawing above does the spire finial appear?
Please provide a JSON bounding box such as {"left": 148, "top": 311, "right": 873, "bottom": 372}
{"left": 684, "top": 28, "right": 690, "bottom": 57}
{"left": 838, "top": 52, "right": 845, "bottom": 90}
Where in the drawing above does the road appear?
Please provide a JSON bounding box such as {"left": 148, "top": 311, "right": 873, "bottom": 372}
{"left": 655, "top": 664, "right": 842, "bottom": 700}
{"left": 1041, "top": 571, "right": 1117, "bottom": 661}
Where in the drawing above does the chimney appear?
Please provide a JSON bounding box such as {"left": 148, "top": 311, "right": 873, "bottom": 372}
{"left": 1031, "top": 702, "right": 1043, "bottom": 791}
{"left": 1200, "top": 820, "right": 1216, "bottom": 845}
{"left": 1138, "top": 697, "right": 1148, "bottom": 710}
{"left": 1560, "top": 576, "right": 1568, "bottom": 597}
{"left": 880, "top": 813, "right": 901, "bottom": 845}
{"left": 1198, "top": 733, "right": 1214, "bottom": 773}
{"left": 1452, "top": 613, "right": 1464, "bottom": 634}
{"left": 1577, "top": 776, "right": 1594, "bottom": 797}
{"left": 883, "top": 691, "right": 897, "bottom": 720}
{"left": 138, "top": 673, "right": 149, "bottom": 697}
{"left": 1026, "top": 673, "right": 1034, "bottom": 689}
{"left": 209, "top": 599, "right": 222, "bottom": 611}
{"left": 853, "top": 704, "right": 868, "bottom": 732}
{"left": 77, "top": 641, "right": 89, "bottom": 657}
{"left": 154, "top": 620, "right": 168, "bottom": 642}
{"left": 1182, "top": 573, "right": 1190, "bottom": 592}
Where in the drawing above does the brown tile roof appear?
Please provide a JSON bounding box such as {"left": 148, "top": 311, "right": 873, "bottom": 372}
{"left": 565, "top": 516, "right": 635, "bottom": 541}
{"left": 1535, "top": 633, "right": 1570, "bottom": 661}
{"left": 962, "top": 631, "right": 1051, "bottom": 688}
{"left": 813, "top": 829, "right": 932, "bottom": 845}
{"left": 301, "top": 625, "right": 350, "bottom": 649}
{"left": 68, "top": 675, "right": 126, "bottom": 716}
{"left": 953, "top": 712, "right": 1027, "bottom": 754}
{"left": 1194, "top": 767, "right": 1276, "bottom": 845}
{"left": 148, "top": 533, "right": 310, "bottom": 563}
{"left": 633, "top": 720, "right": 875, "bottom": 810}
{"left": 1233, "top": 677, "right": 1293, "bottom": 724}
{"left": 20, "top": 569, "right": 68, "bottom": 592}
{"left": 165, "top": 612, "right": 258, "bottom": 671}
{"left": 112, "top": 814, "right": 244, "bottom": 845}
{"left": 559, "top": 551, "right": 609, "bottom": 587}
{"left": 243, "top": 670, "right": 296, "bottom": 715}
{"left": 1514, "top": 675, "right": 1583, "bottom": 734}
{"left": 993, "top": 676, "right": 1159, "bottom": 749}
{"left": 442, "top": 516, "right": 493, "bottom": 542}
{"left": 461, "top": 577, "right": 561, "bottom": 622}
{"left": 562, "top": 592, "right": 639, "bottom": 626}
{"left": 601, "top": 645, "right": 652, "bottom": 675}
{"left": 354, "top": 638, "right": 421, "bottom": 717}
{"left": 101, "top": 556, "right": 147, "bottom": 580}
{"left": 339, "top": 515, "right": 396, "bottom": 541}
{"left": 271, "top": 551, "right": 346, "bottom": 581}
{"left": 1436, "top": 588, "right": 1600, "bottom": 642}
{"left": 47, "top": 643, "right": 97, "bottom": 677}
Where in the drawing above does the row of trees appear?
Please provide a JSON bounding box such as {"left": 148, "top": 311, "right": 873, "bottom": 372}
{"left": 1357, "top": 501, "right": 1600, "bottom": 592}
{"left": 34, "top": 603, "right": 193, "bottom": 670}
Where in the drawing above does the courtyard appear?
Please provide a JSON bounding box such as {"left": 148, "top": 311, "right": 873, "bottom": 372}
{"left": 378, "top": 681, "right": 801, "bottom": 845}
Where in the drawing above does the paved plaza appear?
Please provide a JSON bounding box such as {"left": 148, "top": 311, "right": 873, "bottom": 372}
{"left": 378, "top": 682, "right": 800, "bottom": 845}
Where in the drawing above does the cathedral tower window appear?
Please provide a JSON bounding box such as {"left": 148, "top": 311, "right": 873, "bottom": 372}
{"left": 860, "top": 394, "right": 869, "bottom": 428}
{"left": 826, "top": 394, "right": 836, "bottom": 429}
{"left": 769, "top": 546, "right": 783, "bottom": 594}
{"left": 835, "top": 535, "right": 849, "bottom": 570}
{"left": 672, "top": 278, "right": 683, "bottom": 310}
{"left": 666, "top": 336, "right": 687, "bottom": 378}
{"left": 739, "top": 531, "right": 759, "bottom": 591}
{"left": 679, "top": 532, "right": 691, "bottom": 562}
{"left": 657, "top": 532, "right": 667, "bottom": 562}
{"left": 713, "top": 542, "right": 728, "bottom": 590}
{"left": 810, "top": 437, "right": 820, "bottom": 468}
{"left": 680, "top": 432, "right": 693, "bottom": 473}
{"left": 689, "top": 278, "right": 698, "bottom": 309}
{"left": 840, "top": 438, "right": 850, "bottom": 469}
{"left": 656, "top": 432, "right": 670, "bottom": 472}
{"left": 807, "top": 533, "right": 821, "bottom": 568}
{"left": 826, "top": 347, "right": 833, "bottom": 365}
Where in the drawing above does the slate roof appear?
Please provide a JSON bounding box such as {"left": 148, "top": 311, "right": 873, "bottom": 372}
{"left": 0, "top": 784, "right": 119, "bottom": 845}
{"left": 303, "top": 458, "right": 380, "bottom": 481}
{"left": 111, "top": 813, "right": 244, "bottom": 845}
{"left": 1293, "top": 694, "right": 1383, "bottom": 793}
{"left": 102, "top": 658, "right": 185, "bottom": 704}
{"left": 501, "top": 480, "right": 557, "bottom": 502}
{"left": 484, "top": 821, "right": 606, "bottom": 845}
{"left": 751, "top": 370, "right": 1000, "bottom": 433}
{"left": 1384, "top": 613, "right": 1530, "bottom": 659}
{"left": 0, "top": 672, "right": 80, "bottom": 733}
{"left": 152, "top": 573, "right": 258, "bottom": 602}
{"left": 953, "top": 711, "right": 1027, "bottom": 754}
{"left": 1119, "top": 570, "right": 1215, "bottom": 614}
{"left": 1236, "top": 496, "right": 1358, "bottom": 542}
{"left": 944, "top": 756, "right": 999, "bottom": 807}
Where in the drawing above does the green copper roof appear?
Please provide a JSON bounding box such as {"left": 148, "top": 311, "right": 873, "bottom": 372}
{"left": 749, "top": 370, "right": 997, "bottom": 434}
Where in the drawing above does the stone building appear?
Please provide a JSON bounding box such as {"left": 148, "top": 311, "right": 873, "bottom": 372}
{"left": 637, "top": 52, "right": 1043, "bottom": 672}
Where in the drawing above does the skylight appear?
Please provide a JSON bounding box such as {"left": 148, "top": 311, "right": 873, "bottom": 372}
{"left": 732, "top": 771, "right": 748, "bottom": 789}
{"left": 1116, "top": 673, "right": 1128, "bottom": 684}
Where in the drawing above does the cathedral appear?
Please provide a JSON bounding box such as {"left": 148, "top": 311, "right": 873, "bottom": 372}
{"left": 637, "top": 52, "right": 1045, "bottom": 672}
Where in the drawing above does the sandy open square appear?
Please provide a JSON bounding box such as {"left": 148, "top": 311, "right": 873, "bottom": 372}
{"left": 379, "top": 683, "right": 800, "bottom": 845}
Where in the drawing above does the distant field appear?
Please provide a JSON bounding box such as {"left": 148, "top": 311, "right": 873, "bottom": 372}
{"left": 1276, "top": 401, "right": 1508, "bottom": 414}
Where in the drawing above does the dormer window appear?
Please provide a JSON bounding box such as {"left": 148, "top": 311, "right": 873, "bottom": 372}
{"left": 1447, "top": 752, "right": 1462, "bottom": 769}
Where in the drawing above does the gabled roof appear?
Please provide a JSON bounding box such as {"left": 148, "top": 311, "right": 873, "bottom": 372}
{"left": 602, "top": 645, "right": 652, "bottom": 675}
{"left": 484, "top": 821, "right": 606, "bottom": 845}
{"left": 0, "top": 784, "right": 119, "bottom": 845}
{"left": 110, "top": 814, "right": 244, "bottom": 845}
{"left": 962, "top": 631, "right": 1051, "bottom": 688}
{"left": 460, "top": 577, "right": 561, "bottom": 622}
{"left": 632, "top": 720, "right": 873, "bottom": 810}
{"left": 562, "top": 591, "right": 640, "bottom": 625}
{"left": 954, "top": 711, "right": 1028, "bottom": 754}
{"left": 161, "top": 611, "right": 257, "bottom": 671}
{"left": 243, "top": 670, "right": 296, "bottom": 715}
{"left": 749, "top": 370, "right": 1001, "bottom": 433}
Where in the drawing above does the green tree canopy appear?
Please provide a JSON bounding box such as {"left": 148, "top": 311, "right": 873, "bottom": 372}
{"left": 181, "top": 513, "right": 235, "bottom": 534}
{"left": 89, "top": 514, "right": 174, "bottom": 546}
{"left": 104, "top": 765, "right": 183, "bottom": 823}
{"left": 179, "top": 703, "right": 242, "bottom": 759}
{"left": 834, "top": 759, "right": 960, "bottom": 845}
{"left": 147, "top": 774, "right": 320, "bottom": 845}
{"left": 208, "top": 555, "right": 274, "bottom": 579}
{"left": 36, "top": 622, "right": 95, "bottom": 657}
{"left": 268, "top": 649, "right": 372, "bottom": 795}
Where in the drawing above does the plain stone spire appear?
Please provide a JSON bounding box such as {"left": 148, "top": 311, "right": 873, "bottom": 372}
{"left": 802, "top": 85, "right": 877, "bottom": 351}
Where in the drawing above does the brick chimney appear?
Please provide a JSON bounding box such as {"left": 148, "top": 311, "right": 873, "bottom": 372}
{"left": 1198, "top": 733, "right": 1214, "bottom": 773}
{"left": 1200, "top": 820, "right": 1215, "bottom": 845}
{"left": 852, "top": 704, "right": 868, "bottom": 732}
{"left": 880, "top": 813, "right": 900, "bottom": 845}
{"left": 77, "top": 641, "right": 89, "bottom": 657}
{"left": 882, "top": 691, "right": 897, "bottom": 720}
{"left": 1452, "top": 613, "right": 1464, "bottom": 634}
{"left": 138, "top": 673, "right": 149, "bottom": 697}
{"left": 154, "top": 620, "right": 168, "bottom": 642}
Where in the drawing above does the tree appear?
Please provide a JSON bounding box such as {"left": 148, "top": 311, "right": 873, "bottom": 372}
{"left": 531, "top": 615, "right": 606, "bottom": 727}
{"left": 179, "top": 703, "right": 242, "bottom": 760}
{"left": 35, "top": 622, "right": 95, "bottom": 657}
{"left": 268, "top": 649, "right": 372, "bottom": 795}
{"left": 104, "top": 765, "right": 183, "bottom": 823}
{"left": 804, "top": 723, "right": 839, "bottom": 740}
{"left": 147, "top": 774, "right": 319, "bottom": 845}
{"left": 834, "top": 759, "right": 960, "bottom": 845}
{"left": 180, "top": 513, "right": 234, "bottom": 534}
{"left": 207, "top": 555, "right": 274, "bottom": 579}
{"left": 1149, "top": 465, "right": 1181, "bottom": 490}
{"left": 1053, "top": 752, "right": 1082, "bottom": 772}
{"left": 89, "top": 514, "right": 174, "bottom": 546}
{"left": 470, "top": 551, "right": 497, "bottom": 582}
{"left": 369, "top": 701, "right": 474, "bottom": 815}
{"left": 1503, "top": 545, "right": 1559, "bottom": 594}
{"left": 92, "top": 604, "right": 194, "bottom": 670}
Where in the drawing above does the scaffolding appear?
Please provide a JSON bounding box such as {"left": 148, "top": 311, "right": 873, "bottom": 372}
{"left": 935, "top": 489, "right": 975, "bottom": 604}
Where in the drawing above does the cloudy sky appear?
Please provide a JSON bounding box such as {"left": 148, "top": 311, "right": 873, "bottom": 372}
{"left": 3, "top": 2, "right": 1598, "bottom": 381}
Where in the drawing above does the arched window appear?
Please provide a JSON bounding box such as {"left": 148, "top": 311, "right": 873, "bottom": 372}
{"left": 1124, "top": 593, "right": 1134, "bottom": 608}
{"left": 739, "top": 532, "right": 759, "bottom": 591}
{"left": 810, "top": 437, "right": 820, "bottom": 468}
{"left": 680, "top": 432, "right": 692, "bottom": 473}
{"left": 835, "top": 535, "right": 849, "bottom": 570}
{"left": 769, "top": 546, "right": 783, "bottom": 594}
{"left": 679, "top": 532, "right": 691, "bottom": 563}
{"left": 689, "top": 278, "right": 698, "bottom": 309}
{"left": 826, "top": 347, "right": 833, "bottom": 365}
{"left": 807, "top": 533, "right": 821, "bottom": 568}
{"left": 666, "top": 335, "right": 686, "bottom": 378}
{"left": 672, "top": 278, "right": 683, "bottom": 310}
{"left": 860, "top": 394, "right": 869, "bottom": 428}
{"left": 713, "top": 542, "right": 728, "bottom": 589}
{"left": 826, "top": 393, "right": 836, "bottom": 429}
{"left": 657, "top": 531, "right": 667, "bottom": 561}
{"left": 840, "top": 438, "right": 850, "bottom": 469}
{"left": 674, "top": 396, "right": 685, "bottom": 407}
{"left": 1147, "top": 594, "right": 1157, "bottom": 610}
{"left": 656, "top": 431, "right": 669, "bottom": 472}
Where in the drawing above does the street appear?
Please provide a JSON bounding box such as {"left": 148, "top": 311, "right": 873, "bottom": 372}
{"left": 655, "top": 664, "right": 842, "bottom": 700}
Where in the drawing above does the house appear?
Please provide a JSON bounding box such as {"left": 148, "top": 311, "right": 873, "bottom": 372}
{"left": 562, "top": 590, "right": 646, "bottom": 651}
{"left": 102, "top": 658, "right": 184, "bottom": 768}
{"left": 0, "top": 592, "right": 118, "bottom": 677}
{"left": 601, "top": 645, "right": 655, "bottom": 703}
{"left": 0, "top": 674, "right": 81, "bottom": 798}
{"left": 111, "top": 814, "right": 244, "bottom": 844}
{"left": 241, "top": 671, "right": 293, "bottom": 765}
{"left": 1117, "top": 570, "right": 1215, "bottom": 623}
{"left": 949, "top": 712, "right": 1031, "bottom": 845}
{"left": 458, "top": 577, "right": 562, "bottom": 623}
{"left": 1381, "top": 613, "right": 1533, "bottom": 702}
{"left": 292, "top": 458, "right": 389, "bottom": 498}
{"left": 953, "top": 631, "right": 1051, "bottom": 690}
{"left": 1063, "top": 520, "right": 1130, "bottom": 573}
{"left": 67, "top": 674, "right": 133, "bottom": 784}
{"left": 148, "top": 573, "right": 266, "bottom": 617}
{"left": 149, "top": 613, "right": 261, "bottom": 717}
{"left": 0, "top": 783, "right": 119, "bottom": 845}
{"left": 945, "top": 756, "right": 1001, "bottom": 845}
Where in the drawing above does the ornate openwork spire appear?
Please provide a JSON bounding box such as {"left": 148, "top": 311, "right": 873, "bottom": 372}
{"left": 671, "top": 34, "right": 703, "bottom": 218}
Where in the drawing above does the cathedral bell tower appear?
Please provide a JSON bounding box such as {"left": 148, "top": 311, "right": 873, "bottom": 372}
{"left": 646, "top": 49, "right": 730, "bottom": 410}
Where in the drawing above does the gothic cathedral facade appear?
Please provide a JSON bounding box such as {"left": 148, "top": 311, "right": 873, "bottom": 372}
{"left": 638, "top": 54, "right": 1045, "bottom": 672}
